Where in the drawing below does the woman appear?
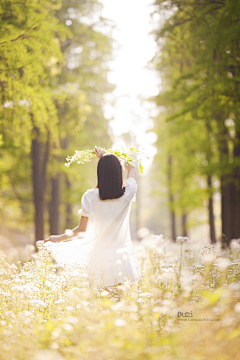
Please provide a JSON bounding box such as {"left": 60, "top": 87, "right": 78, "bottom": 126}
{"left": 44, "top": 146, "right": 142, "bottom": 287}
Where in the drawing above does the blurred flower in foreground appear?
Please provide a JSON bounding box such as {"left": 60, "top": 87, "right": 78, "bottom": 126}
{"left": 202, "top": 253, "right": 216, "bottom": 265}
{"left": 33, "top": 349, "right": 64, "bottom": 360}
{"left": 114, "top": 319, "right": 127, "bottom": 327}
{"left": 137, "top": 227, "right": 150, "bottom": 239}
{"left": 215, "top": 257, "right": 230, "bottom": 272}
{"left": 176, "top": 236, "right": 189, "bottom": 244}
{"left": 234, "top": 303, "right": 240, "bottom": 313}
{"left": 200, "top": 244, "right": 218, "bottom": 256}
{"left": 230, "top": 239, "right": 240, "bottom": 251}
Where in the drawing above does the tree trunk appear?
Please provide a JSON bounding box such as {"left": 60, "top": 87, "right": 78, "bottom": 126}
{"left": 135, "top": 167, "right": 140, "bottom": 240}
{"left": 49, "top": 176, "right": 60, "bottom": 235}
{"left": 181, "top": 212, "right": 187, "bottom": 237}
{"left": 221, "top": 175, "right": 232, "bottom": 247}
{"left": 219, "top": 124, "right": 240, "bottom": 244}
{"left": 65, "top": 174, "right": 74, "bottom": 229}
{"left": 231, "top": 177, "right": 240, "bottom": 239}
{"left": 31, "top": 133, "right": 49, "bottom": 241}
{"left": 232, "top": 130, "right": 240, "bottom": 239}
{"left": 167, "top": 155, "right": 176, "bottom": 241}
{"left": 207, "top": 175, "right": 216, "bottom": 243}
{"left": 218, "top": 119, "right": 232, "bottom": 247}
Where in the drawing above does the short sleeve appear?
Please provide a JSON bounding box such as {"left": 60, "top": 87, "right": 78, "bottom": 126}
{"left": 124, "top": 177, "right": 137, "bottom": 202}
{"left": 80, "top": 191, "right": 90, "bottom": 217}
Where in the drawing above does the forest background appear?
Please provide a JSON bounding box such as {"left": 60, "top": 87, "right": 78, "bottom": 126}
{"left": 0, "top": 0, "right": 240, "bottom": 249}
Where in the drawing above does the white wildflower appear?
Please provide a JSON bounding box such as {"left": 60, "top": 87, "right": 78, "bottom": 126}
{"left": 230, "top": 239, "right": 240, "bottom": 251}
{"left": 176, "top": 236, "right": 189, "bottom": 244}
{"left": 200, "top": 244, "right": 218, "bottom": 256}
{"left": 234, "top": 303, "right": 240, "bottom": 313}
{"left": 33, "top": 349, "right": 64, "bottom": 360}
{"left": 55, "top": 299, "right": 65, "bottom": 305}
{"left": 111, "top": 302, "right": 125, "bottom": 311}
{"left": 202, "top": 253, "right": 216, "bottom": 265}
{"left": 114, "top": 319, "right": 127, "bottom": 327}
{"left": 153, "top": 306, "right": 162, "bottom": 313}
{"left": 64, "top": 316, "right": 79, "bottom": 324}
{"left": 215, "top": 257, "right": 230, "bottom": 272}
{"left": 137, "top": 227, "right": 150, "bottom": 239}
{"left": 62, "top": 323, "right": 74, "bottom": 331}
{"left": 30, "top": 300, "right": 47, "bottom": 308}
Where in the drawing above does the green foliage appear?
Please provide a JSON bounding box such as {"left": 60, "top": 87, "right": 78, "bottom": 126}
{"left": 0, "top": 0, "right": 67, "bottom": 148}
{"left": 152, "top": 0, "right": 240, "bottom": 231}
{"left": 0, "top": 0, "right": 115, "bottom": 234}
{"left": 0, "top": 0, "right": 67, "bottom": 229}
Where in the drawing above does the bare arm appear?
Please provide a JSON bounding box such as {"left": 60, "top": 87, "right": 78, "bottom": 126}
{"left": 44, "top": 145, "right": 101, "bottom": 243}
{"left": 44, "top": 216, "right": 88, "bottom": 243}
{"left": 124, "top": 162, "right": 137, "bottom": 181}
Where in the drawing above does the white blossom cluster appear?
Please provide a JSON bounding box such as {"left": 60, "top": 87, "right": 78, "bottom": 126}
{"left": 65, "top": 149, "right": 95, "bottom": 167}
{"left": 176, "top": 236, "right": 189, "bottom": 244}
{"left": 200, "top": 244, "right": 218, "bottom": 256}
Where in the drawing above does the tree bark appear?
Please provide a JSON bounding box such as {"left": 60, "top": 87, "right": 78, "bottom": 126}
{"left": 31, "top": 133, "right": 49, "bottom": 241}
{"left": 135, "top": 167, "right": 140, "bottom": 240}
{"left": 207, "top": 175, "right": 216, "bottom": 243}
{"left": 167, "top": 155, "right": 176, "bottom": 241}
{"left": 218, "top": 119, "right": 232, "bottom": 247}
{"left": 49, "top": 175, "right": 60, "bottom": 235}
{"left": 232, "top": 129, "right": 240, "bottom": 239}
{"left": 221, "top": 175, "right": 232, "bottom": 247}
{"left": 181, "top": 212, "right": 187, "bottom": 237}
{"left": 65, "top": 174, "right": 74, "bottom": 229}
{"left": 219, "top": 120, "right": 240, "bottom": 243}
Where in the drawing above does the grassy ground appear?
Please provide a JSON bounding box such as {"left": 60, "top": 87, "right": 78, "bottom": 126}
{"left": 0, "top": 235, "right": 240, "bottom": 360}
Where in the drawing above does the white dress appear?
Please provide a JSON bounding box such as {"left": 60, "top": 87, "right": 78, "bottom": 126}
{"left": 46, "top": 177, "right": 142, "bottom": 287}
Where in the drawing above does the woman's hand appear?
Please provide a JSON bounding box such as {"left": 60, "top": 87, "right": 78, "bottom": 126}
{"left": 124, "top": 162, "right": 137, "bottom": 181}
{"left": 94, "top": 146, "right": 105, "bottom": 159}
{"left": 44, "top": 235, "right": 61, "bottom": 243}
{"left": 124, "top": 161, "right": 135, "bottom": 172}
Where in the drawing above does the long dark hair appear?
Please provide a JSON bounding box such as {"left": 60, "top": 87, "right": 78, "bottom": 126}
{"left": 96, "top": 153, "right": 125, "bottom": 200}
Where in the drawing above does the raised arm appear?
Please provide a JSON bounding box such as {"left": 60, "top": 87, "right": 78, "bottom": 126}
{"left": 124, "top": 162, "right": 137, "bottom": 181}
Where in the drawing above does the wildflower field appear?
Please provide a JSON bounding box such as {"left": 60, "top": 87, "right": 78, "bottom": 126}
{"left": 1, "top": 236, "right": 240, "bottom": 360}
